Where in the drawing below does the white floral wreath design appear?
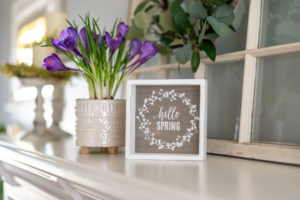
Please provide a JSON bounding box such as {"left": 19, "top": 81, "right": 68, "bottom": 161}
{"left": 136, "top": 89, "right": 199, "bottom": 151}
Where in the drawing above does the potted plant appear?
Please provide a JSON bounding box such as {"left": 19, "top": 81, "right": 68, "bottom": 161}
{"left": 127, "top": 0, "right": 237, "bottom": 72}
{"left": 42, "top": 15, "right": 158, "bottom": 154}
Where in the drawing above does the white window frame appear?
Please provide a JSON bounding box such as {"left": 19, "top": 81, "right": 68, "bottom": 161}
{"left": 127, "top": 0, "right": 300, "bottom": 165}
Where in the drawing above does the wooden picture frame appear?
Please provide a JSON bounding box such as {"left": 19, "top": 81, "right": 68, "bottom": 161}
{"left": 126, "top": 79, "right": 207, "bottom": 160}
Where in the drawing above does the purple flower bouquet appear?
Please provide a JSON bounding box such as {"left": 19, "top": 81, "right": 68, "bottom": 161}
{"left": 43, "top": 15, "right": 158, "bottom": 99}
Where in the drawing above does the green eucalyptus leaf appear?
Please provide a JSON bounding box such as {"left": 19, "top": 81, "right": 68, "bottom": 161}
{"left": 168, "top": 38, "right": 184, "bottom": 46}
{"left": 126, "top": 23, "right": 145, "bottom": 40}
{"left": 169, "top": 0, "right": 183, "bottom": 9}
{"left": 199, "top": 40, "right": 216, "bottom": 61}
{"left": 214, "top": 4, "right": 234, "bottom": 18}
{"left": 145, "top": 4, "right": 155, "bottom": 12}
{"left": 160, "top": 11, "right": 174, "bottom": 31}
{"left": 156, "top": 44, "right": 172, "bottom": 55}
{"left": 207, "top": 16, "right": 231, "bottom": 37}
{"left": 204, "top": 0, "right": 224, "bottom": 6}
{"left": 170, "top": 2, "right": 191, "bottom": 35}
{"left": 213, "top": 5, "right": 235, "bottom": 25}
{"left": 134, "top": 1, "right": 149, "bottom": 16}
{"left": 191, "top": 50, "right": 200, "bottom": 72}
{"left": 198, "top": 21, "right": 207, "bottom": 44}
{"left": 188, "top": 27, "right": 198, "bottom": 42}
{"left": 187, "top": 0, "right": 207, "bottom": 19}
{"left": 134, "top": 11, "right": 149, "bottom": 30}
{"left": 175, "top": 42, "right": 192, "bottom": 64}
{"left": 160, "top": 35, "right": 173, "bottom": 46}
{"left": 204, "top": 33, "right": 219, "bottom": 40}
{"left": 218, "top": 14, "right": 235, "bottom": 25}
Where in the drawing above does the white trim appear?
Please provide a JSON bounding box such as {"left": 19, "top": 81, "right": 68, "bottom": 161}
{"left": 126, "top": 79, "right": 207, "bottom": 161}
{"left": 0, "top": 141, "right": 199, "bottom": 200}
{"left": 208, "top": 139, "right": 300, "bottom": 165}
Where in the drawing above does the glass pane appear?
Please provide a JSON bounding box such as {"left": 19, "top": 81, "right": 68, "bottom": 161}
{"left": 206, "top": 60, "right": 244, "bottom": 140}
{"left": 167, "top": 68, "right": 194, "bottom": 79}
{"left": 143, "top": 54, "right": 160, "bottom": 67}
{"left": 138, "top": 73, "right": 157, "bottom": 79}
{"left": 252, "top": 52, "right": 300, "bottom": 145}
{"left": 259, "top": 0, "right": 300, "bottom": 47}
{"left": 214, "top": 0, "right": 249, "bottom": 54}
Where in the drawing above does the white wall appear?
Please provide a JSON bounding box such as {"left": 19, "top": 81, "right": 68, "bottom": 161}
{"left": 66, "top": 0, "right": 129, "bottom": 29}
{"left": 0, "top": 0, "right": 14, "bottom": 125}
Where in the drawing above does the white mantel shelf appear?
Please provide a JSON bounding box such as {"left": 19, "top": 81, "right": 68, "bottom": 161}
{"left": 0, "top": 136, "right": 300, "bottom": 200}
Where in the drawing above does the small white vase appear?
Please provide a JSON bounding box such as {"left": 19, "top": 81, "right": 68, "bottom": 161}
{"left": 75, "top": 99, "right": 126, "bottom": 148}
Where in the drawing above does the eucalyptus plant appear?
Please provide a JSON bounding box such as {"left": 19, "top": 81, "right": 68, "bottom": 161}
{"left": 127, "top": 0, "right": 236, "bottom": 72}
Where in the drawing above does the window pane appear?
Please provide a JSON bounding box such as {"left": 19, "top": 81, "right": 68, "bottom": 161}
{"left": 143, "top": 54, "right": 160, "bottom": 67}
{"left": 138, "top": 73, "right": 157, "bottom": 79}
{"left": 206, "top": 61, "right": 244, "bottom": 140}
{"left": 253, "top": 52, "right": 300, "bottom": 145}
{"left": 259, "top": 0, "right": 300, "bottom": 47}
{"left": 167, "top": 68, "right": 194, "bottom": 79}
{"left": 214, "top": 0, "right": 249, "bottom": 54}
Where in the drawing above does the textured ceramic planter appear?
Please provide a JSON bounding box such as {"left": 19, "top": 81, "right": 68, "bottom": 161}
{"left": 75, "top": 99, "right": 126, "bottom": 151}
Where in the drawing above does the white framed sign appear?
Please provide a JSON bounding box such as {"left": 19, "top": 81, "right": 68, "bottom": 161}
{"left": 126, "top": 79, "right": 207, "bottom": 160}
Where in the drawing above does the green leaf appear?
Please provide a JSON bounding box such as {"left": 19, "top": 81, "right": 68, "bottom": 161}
{"left": 134, "top": 11, "right": 149, "bottom": 30}
{"left": 145, "top": 5, "right": 155, "bottom": 12}
{"left": 191, "top": 50, "right": 200, "bottom": 72}
{"left": 207, "top": 16, "right": 231, "bottom": 37}
{"left": 199, "top": 40, "right": 216, "bottom": 61}
{"left": 213, "top": 5, "right": 235, "bottom": 25}
{"left": 156, "top": 44, "right": 172, "bottom": 56}
{"left": 168, "top": 38, "right": 184, "bottom": 46}
{"left": 204, "top": 0, "right": 224, "bottom": 6}
{"left": 170, "top": 2, "right": 191, "bottom": 35}
{"left": 204, "top": 33, "right": 219, "bottom": 40}
{"left": 214, "top": 4, "right": 234, "bottom": 18}
{"left": 175, "top": 42, "right": 192, "bottom": 64}
{"left": 126, "top": 22, "right": 145, "bottom": 40}
{"left": 169, "top": 0, "right": 183, "bottom": 9}
{"left": 187, "top": 0, "right": 207, "bottom": 19}
{"left": 218, "top": 14, "right": 235, "bottom": 25}
{"left": 160, "top": 35, "right": 173, "bottom": 45}
{"left": 198, "top": 21, "right": 207, "bottom": 44}
{"left": 160, "top": 11, "right": 174, "bottom": 31}
{"left": 134, "top": 1, "right": 148, "bottom": 16}
{"left": 188, "top": 28, "right": 198, "bottom": 42}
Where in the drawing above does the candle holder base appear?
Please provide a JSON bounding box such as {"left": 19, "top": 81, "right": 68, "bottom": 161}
{"left": 21, "top": 129, "right": 59, "bottom": 142}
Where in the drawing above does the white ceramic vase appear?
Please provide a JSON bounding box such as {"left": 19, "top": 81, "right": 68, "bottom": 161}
{"left": 75, "top": 99, "right": 126, "bottom": 148}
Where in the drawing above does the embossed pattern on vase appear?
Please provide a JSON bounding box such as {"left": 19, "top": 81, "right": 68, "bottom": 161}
{"left": 75, "top": 99, "right": 125, "bottom": 147}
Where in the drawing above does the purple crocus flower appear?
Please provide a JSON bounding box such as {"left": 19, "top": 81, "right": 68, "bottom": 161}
{"left": 129, "top": 39, "right": 142, "bottom": 61}
{"left": 79, "top": 27, "right": 89, "bottom": 52}
{"left": 52, "top": 27, "right": 83, "bottom": 58}
{"left": 43, "top": 53, "right": 80, "bottom": 72}
{"left": 79, "top": 27, "right": 102, "bottom": 53}
{"left": 104, "top": 22, "right": 129, "bottom": 54}
{"left": 118, "top": 22, "right": 129, "bottom": 39}
{"left": 104, "top": 31, "right": 123, "bottom": 54}
{"left": 134, "top": 41, "right": 158, "bottom": 65}
{"left": 97, "top": 35, "right": 102, "bottom": 47}
{"left": 124, "top": 41, "right": 158, "bottom": 73}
